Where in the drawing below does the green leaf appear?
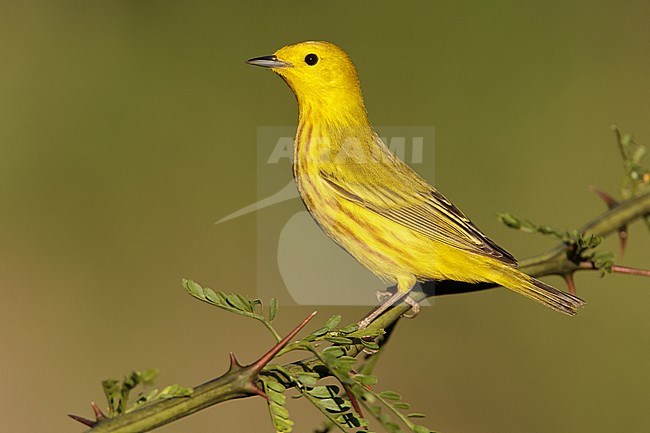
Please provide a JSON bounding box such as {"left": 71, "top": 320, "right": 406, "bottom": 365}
{"left": 322, "top": 346, "right": 345, "bottom": 358}
{"left": 335, "top": 356, "right": 358, "bottom": 373}
{"left": 102, "top": 378, "right": 120, "bottom": 414}
{"left": 392, "top": 402, "right": 411, "bottom": 410}
{"left": 317, "top": 397, "right": 349, "bottom": 412}
{"left": 102, "top": 379, "right": 119, "bottom": 395}
{"left": 226, "top": 293, "right": 250, "bottom": 312}
{"left": 203, "top": 288, "right": 221, "bottom": 304}
{"left": 632, "top": 145, "right": 646, "bottom": 163}
{"left": 379, "top": 390, "right": 402, "bottom": 401}
{"left": 260, "top": 377, "right": 293, "bottom": 432}
{"left": 269, "top": 297, "right": 278, "bottom": 322}
{"left": 346, "top": 328, "right": 385, "bottom": 339}
{"left": 360, "top": 339, "right": 380, "bottom": 351}
{"left": 309, "top": 327, "right": 330, "bottom": 338}
{"left": 590, "top": 250, "right": 614, "bottom": 276}
{"left": 362, "top": 391, "right": 376, "bottom": 404}
{"left": 324, "top": 336, "right": 353, "bottom": 345}
{"left": 378, "top": 412, "right": 390, "bottom": 424}
{"left": 133, "top": 388, "right": 158, "bottom": 407}
{"left": 307, "top": 385, "right": 340, "bottom": 399}
{"left": 210, "top": 290, "right": 228, "bottom": 305}
{"left": 295, "top": 372, "right": 319, "bottom": 387}
{"left": 353, "top": 374, "right": 378, "bottom": 386}
{"left": 265, "top": 379, "right": 287, "bottom": 393}
{"left": 385, "top": 421, "right": 401, "bottom": 433}
{"left": 269, "top": 391, "right": 286, "bottom": 406}
{"left": 339, "top": 323, "right": 359, "bottom": 334}
{"left": 407, "top": 413, "right": 426, "bottom": 418}
{"left": 323, "top": 314, "right": 342, "bottom": 330}
{"left": 263, "top": 364, "right": 293, "bottom": 382}
{"left": 413, "top": 425, "right": 432, "bottom": 433}
{"left": 497, "top": 212, "right": 521, "bottom": 228}
{"left": 336, "top": 412, "right": 365, "bottom": 428}
{"left": 273, "top": 417, "right": 294, "bottom": 432}
{"left": 622, "top": 133, "right": 632, "bottom": 146}
{"left": 270, "top": 401, "right": 290, "bottom": 419}
{"left": 183, "top": 279, "right": 202, "bottom": 297}
{"left": 139, "top": 368, "right": 159, "bottom": 384}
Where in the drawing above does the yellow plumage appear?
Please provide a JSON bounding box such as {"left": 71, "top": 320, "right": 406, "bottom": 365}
{"left": 247, "top": 41, "right": 584, "bottom": 321}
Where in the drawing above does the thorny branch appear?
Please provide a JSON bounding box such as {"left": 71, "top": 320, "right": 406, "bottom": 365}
{"left": 70, "top": 189, "right": 650, "bottom": 433}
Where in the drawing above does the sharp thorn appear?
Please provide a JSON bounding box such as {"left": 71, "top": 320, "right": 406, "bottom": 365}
{"left": 249, "top": 310, "right": 318, "bottom": 374}
{"left": 588, "top": 186, "right": 619, "bottom": 209}
{"left": 563, "top": 273, "right": 577, "bottom": 295}
{"left": 228, "top": 352, "right": 242, "bottom": 371}
{"left": 249, "top": 383, "right": 270, "bottom": 401}
{"left": 68, "top": 414, "right": 97, "bottom": 427}
{"left": 611, "top": 265, "right": 650, "bottom": 277}
{"left": 90, "top": 401, "right": 106, "bottom": 421}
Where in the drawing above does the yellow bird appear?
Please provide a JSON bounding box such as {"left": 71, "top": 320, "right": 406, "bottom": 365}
{"left": 247, "top": 41, "right": 584, "bottom": 327}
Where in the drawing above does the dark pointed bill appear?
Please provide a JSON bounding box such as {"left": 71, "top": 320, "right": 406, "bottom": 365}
{"left": 245, "top": 55, "right": 290, "bottom": 68}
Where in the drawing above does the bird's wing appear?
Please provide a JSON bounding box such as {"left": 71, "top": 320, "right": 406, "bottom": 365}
{"left": 319, "top": 160, "right": 517, "bottom": 266}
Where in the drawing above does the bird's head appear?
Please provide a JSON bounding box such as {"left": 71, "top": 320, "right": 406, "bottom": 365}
{"left": 247, "top": 41, "right": 368, "bottom": 124}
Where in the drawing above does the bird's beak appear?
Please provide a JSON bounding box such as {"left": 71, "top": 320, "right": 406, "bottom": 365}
{"left": 245, "top": 55, "right": 291, "bottom": 69}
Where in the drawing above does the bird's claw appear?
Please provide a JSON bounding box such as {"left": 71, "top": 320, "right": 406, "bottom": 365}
{"left": 401, "top": 296, "right": 420, "bottom": 319}
{"left": 375, "top": 290, "right": 392, "bottom": 303}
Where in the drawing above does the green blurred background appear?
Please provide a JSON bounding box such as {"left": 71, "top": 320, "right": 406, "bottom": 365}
{"left": 1, "top": 1, "right": 649, "bottom": 432}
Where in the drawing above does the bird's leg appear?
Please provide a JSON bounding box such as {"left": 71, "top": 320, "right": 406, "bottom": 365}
{"left": 358, "top": 290, "right": 408, "bottom": 329}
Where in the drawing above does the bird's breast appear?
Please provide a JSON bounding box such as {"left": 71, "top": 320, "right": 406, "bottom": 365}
{"left": 293, "top": 123, "right": 354, "bottom": 233}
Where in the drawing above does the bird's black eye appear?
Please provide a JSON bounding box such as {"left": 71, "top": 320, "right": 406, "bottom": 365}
{"left": 304, "top": 53, "right": 319, "bottom": 66}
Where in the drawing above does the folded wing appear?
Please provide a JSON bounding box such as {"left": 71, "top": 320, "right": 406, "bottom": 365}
{"left": 319, "top": 156, "right": 517, "bottom": 266}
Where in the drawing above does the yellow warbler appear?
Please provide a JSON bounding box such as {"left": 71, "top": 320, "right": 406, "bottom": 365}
{"left": 247, "top": 41, "right": 584, "bottom": 327}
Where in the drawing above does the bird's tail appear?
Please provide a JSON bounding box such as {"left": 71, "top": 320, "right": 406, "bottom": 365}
{"left": 492, "top": 267, "right": 585, "bottom": 316}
